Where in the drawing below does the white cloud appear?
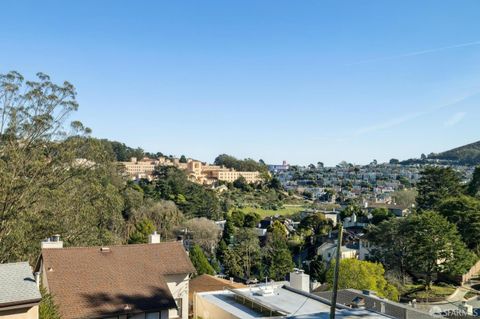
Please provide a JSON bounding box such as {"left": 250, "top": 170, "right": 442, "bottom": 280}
{"left": 444, "top": 112, "right": 466, "bottom": 127}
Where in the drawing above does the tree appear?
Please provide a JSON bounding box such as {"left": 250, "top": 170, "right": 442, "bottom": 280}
{"left": 216, "top": 239, "right": 228, "bottom": 263}
{"left": 234, "top": 228, "right": 261, "bottom": 279}
{"left": 179, "top": 155, "right": 187, "bottom": 163}
{"left": 467, "top": 166, "right": 480, "bottom": 197}
{"left": 263, "top": 225, "right": 294, "bottom": 280}
{"left": 233, "top": 176, "right": 250, "bottom": 191}
{"left": 128, "top": 219, "right": 156, "bottom": 244}
{"left": 369, "top": 208, "right": 394, "bottom": 225}
{"left": 132, "top": 200, "right": 184, "bottom": 241}
{"left": 416, "top": 167, "right": 462, "bottom": 211}
{"left": 391, "top": 189, "right": 417, "bottom": 208}
{"left": 326, "top": 259, "right": 399, "bottom": 301}
{"left": 437, "top": 195, "right": 480, "bottom": 252}
{"left": 152, "top": 166, "right": 222, "bottom": 219}
{"left": 189, "top": 244, "right": 215, "bottom": 276}
{"left": 0, "top": 72, "right": 125, "bottom": 262}
{"left": 366, "top": 219, "right": 410, "bottom": 284}
{"left": 222, "top": 246, "right": 243, "bottom": 278}
{"left": 231, "top": 210, "right": 246, "bottom": 227}
{"left": 269, "top": 177, "right": 282, "bottom": 190}
{"left": 222, "top": 217, "right": 235, "bottom": 245}
{"left": 389, "top": 159, "right": 400, "bottom": 165}
{"left": 308, "top": 255, "right": 327, "bottom": 283}
{"left": 299, "top": 213, "right": 332, "bottom": 244}
{"left": 214, "top": 154, "right": 268, "bottom": 173}
{"left": 39, "top": 287, "right": 60, "bottom": 319}
{"left": 404, "top": 211, "right": 476, "bottom": 289}
{"left": 243, "top": 212, "right": 261, "bottom": 228}
{"left": 183, "top": 217, "right": 221, "bottom": 254}
{"left": 122, "top": 183, "right": 144, "bottom": 220}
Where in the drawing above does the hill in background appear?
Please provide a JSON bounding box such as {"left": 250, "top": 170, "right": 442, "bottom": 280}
{"left": 428, "top": 140, "right": 480, "bottom": 165}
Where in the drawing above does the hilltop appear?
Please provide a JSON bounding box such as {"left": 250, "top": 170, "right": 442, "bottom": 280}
{"left": 428, "top": 140, "right": 480, "bottom": 165}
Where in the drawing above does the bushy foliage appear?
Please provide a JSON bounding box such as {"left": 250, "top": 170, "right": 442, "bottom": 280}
{"left": 416, "top": 167, "right": 461, "bottom": 211}
{"left": 146, "top": 166, "right": 222, "bottom": 219}
{"left": 128, "top": 219, "right": 156, "bottom": 244}
{"left": 214, "top": 154, "right": 268, "bottom": 173}
{"left": 190, "top": 244, "right": 215, "bottom": 276}
{"left": 0, "top": 72, "right": 125, "bottom": 262}
{"left": 367, "top": 212, "right": 476, "bottom": 288}
{"left": 326, "top": 259, "right": 399, "bottom": 301}
{"left": 39, "top": 287, "right": 60, "bottom": 319}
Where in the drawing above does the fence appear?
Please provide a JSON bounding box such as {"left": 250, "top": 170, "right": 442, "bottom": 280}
{"left": 462, "top": 259, "right": 480, "bottom": 284}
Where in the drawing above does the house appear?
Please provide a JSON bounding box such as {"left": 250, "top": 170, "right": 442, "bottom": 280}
{"left": 0, "top": 262, "right": 41, "bottom": 319}
{"left": 36, "top": 234, "right": 195, "bottom": 319}
{"left": 193, "top": 272, "right": 392, "bottom": 319}
{"left": 314, "top": 289, "right": 436, "bottom": 319}
{"left": 365, "top": 202, "right": 412, "bottom": 217}
{"left": 359, "top": 235, "right": 376, "bottom": 261}
{"left": 317, "top": 242, "right": 358, "bottom": 263}
{"left": 188, "top": 274, "right": 245, "bottom": 316}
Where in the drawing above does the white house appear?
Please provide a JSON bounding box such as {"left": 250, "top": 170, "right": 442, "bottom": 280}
{"left": 317, "top": 242, "right": 358, "bottom": 263}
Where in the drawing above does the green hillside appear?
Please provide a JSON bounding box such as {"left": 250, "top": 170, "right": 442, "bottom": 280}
{"left": 429, "top": 140, "right": 480, "bottom": 165}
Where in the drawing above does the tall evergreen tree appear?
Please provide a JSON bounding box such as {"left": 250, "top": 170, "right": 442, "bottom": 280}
{"left": 189, "top": 244, "right": 215, "bottom": 276}
{"left": 416, "top": 166, "right": 462, "bottom": 211}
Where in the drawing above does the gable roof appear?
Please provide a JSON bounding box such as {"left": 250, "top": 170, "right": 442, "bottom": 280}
{"left": 0, "top": 262, "right": 41, "bottom": 308}
{"left": 40, "top": 241, "right": 195, "bottom": 319}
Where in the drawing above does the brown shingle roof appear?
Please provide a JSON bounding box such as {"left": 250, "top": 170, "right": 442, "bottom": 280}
{"left": 189, "top": 274, "right": 245, "bottom": 302}
{"left": 40, "top": 242, "right": 195, "bottom": 319}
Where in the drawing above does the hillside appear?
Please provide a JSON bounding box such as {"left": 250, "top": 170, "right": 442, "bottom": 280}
{"left": 428, "top": 140, "right": 480, "bottom": 165}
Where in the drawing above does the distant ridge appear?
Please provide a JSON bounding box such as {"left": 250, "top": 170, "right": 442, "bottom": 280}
{"left": 428, "top": 140, "right": 480, "bottom": 165}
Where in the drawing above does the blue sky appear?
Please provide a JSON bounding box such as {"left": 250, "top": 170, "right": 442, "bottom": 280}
{"left": 2, "top": 1, "right": 480, "bottom": 166}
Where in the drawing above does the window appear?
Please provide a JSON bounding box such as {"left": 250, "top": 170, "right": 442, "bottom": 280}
{"left": 145, "top": 312, "right": 159, "bottom": 319}
{"left": 175, "top": 298, "right": 183, "bottom": 318}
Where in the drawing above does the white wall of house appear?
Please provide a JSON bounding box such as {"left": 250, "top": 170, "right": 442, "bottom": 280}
{"left": 194, "top": 294, "right": 241, "bottom": 319}
{"left": 164, "top": 274, "right": 190, "bottom": 319}
{"left": 359, "top": 239, "right": 373, "bottom": 260}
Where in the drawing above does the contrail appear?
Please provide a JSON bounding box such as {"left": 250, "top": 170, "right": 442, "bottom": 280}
{"left": 347, "top": 40, "right": 480, "bottom": 66}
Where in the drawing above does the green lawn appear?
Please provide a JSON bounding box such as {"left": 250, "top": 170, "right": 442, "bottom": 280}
{"left": 240, "top": 205, "right": 306, "bottom": 218}
{"left": 403, "top": 284, "right": 456, "bottom": 299}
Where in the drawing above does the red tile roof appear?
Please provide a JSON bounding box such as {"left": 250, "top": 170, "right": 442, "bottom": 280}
{"left": 39, "top": 242, "right": 195, "bottom": 319}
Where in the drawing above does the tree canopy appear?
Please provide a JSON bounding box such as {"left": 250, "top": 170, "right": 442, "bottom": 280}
{"left": 326, "top": 259, "right": 399, "bottom": 301}
{"left": 416, "top": 166, "right": 462, "bottom": 211}
{"left": 214, "top": 154, "right": 268, "bottom": 173}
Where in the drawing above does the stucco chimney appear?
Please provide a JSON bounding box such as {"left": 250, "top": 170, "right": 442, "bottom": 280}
{"left": 41, "top": 235, "right": 63, "bottom": 249}
{"left": 148, "top": 231, "right": 161, "bottom": 244}
{"left": 290, "top": 269, "right": 310, "bottom": 292}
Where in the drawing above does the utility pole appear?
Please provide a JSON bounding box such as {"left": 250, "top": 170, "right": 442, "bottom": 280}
{"left": 329, "top": 223, "right": 343, "bottom": 319}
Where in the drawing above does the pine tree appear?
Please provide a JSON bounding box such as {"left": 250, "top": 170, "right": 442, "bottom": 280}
{"left": 189, "top": 244, "right": 215, "bottom": 276}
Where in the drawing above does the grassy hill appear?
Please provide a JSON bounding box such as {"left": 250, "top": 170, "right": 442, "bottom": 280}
{"left": 429, "top": 140, "right": 480, "bottom": 165}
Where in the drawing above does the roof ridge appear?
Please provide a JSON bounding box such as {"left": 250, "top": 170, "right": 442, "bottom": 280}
{"left": 41, "top": 240, "right": 182, "bottom": 251}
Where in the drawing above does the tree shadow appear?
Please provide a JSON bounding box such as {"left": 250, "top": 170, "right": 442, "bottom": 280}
{"left": 81, "top": 286, "right": 177, "bottom": 317}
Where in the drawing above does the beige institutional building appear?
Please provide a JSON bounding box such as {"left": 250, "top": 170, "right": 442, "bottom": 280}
{"left": 119, "top": 157, "right": 262, "bottom": 185}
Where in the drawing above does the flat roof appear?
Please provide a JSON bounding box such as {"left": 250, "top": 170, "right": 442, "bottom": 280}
{"left": 196, "top": 284, "right": 391, "bottom": 318}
